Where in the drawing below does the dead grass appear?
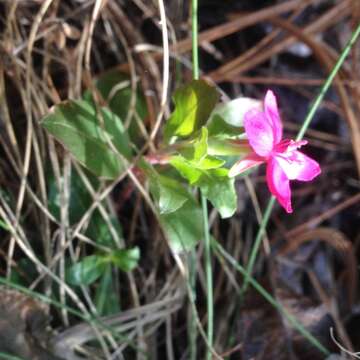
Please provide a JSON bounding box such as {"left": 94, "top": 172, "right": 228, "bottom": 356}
{"left": 0, "top": 0, "right": 359, "bottom": 359}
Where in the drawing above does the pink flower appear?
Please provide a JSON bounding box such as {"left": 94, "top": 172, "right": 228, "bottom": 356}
{"left": 229, "top": 90, "right": 321, "bottom": 213}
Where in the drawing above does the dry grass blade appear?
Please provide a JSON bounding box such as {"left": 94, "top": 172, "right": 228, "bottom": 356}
{"left": 51, "top": 290, "right": 184, "bottom": 359}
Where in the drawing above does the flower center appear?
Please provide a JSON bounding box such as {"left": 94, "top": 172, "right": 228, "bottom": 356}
{"left": 272, "top": 139, "right": 307, "bottom": 155}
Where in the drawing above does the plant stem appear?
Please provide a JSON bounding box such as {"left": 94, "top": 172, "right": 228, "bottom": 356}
{"left": 191, "top": 0, "right": 214, "bottom": 357}
{"left": 189, "top": 1, "right": 202, "bottom": 359}
{"left": 213, "top": 240, "right": 330, "bottom": 357}
{"left": 242, "top": 22, "right": 360, "bottom": 296}
{"left": 188, "top": 250, "right": 197, "bottom": 360}
{"left": 296, "top": 23, "right": 360, "bottom": 141}
{"left": 192, "top": 0, "right": 199, "bottom": 81}
{"left": 202, "top": 192, "right": 213, "bottom": 359}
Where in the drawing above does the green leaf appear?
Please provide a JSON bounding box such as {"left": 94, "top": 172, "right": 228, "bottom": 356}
{"left": 95, "top": 265, "right": 120, "bottom": 316}
{"left": 196, "top": 156, "right": 225, "bottom": 169}
{"left": 48, "top": 169, "right": 123, "bottom": 247}
{"left": 164, "top": 80, "right": 219, "bottom": 141}
{"left": 159, "top": 199, "right": 204, "bottom": 253}
{"left": 169, "top": 156, "right": 237, "bottom": 218}
{"left": 84, "top": 70, "right": 148, "bottom": 146}
{"left": 169, "top": 154, "right": 225, "bottom": 183}
{"left": 42, "top": 100, "right": 132, "bottom": 179}
{"left": 169, "top": 156, "right": 202, "bottom": 184}
{"left": 172, "top": 127, "right": 225, "bottom": 171}
{"left": 67, "top": 255, "right": 106, "bottom": 286}
{"left": 48, "top": 169, "right": 95, "bottom": 224}
{"left": 144, "top": 164, "right": 204, "bottom": 253}
{"left": 143, "top": 163, "right": 191, "bottom": 214}
{"left": 181, "top": 126, "right": 209, "bottom": 162}
{"left": 156, "top": 176, "right": 190, "bottom": 214}
{"left": 192, "top": 127, "right": 208, "bottom": 161}
{"left": 84, "top": 71, "right": 147, "bottom": 120}
{"left": 109, "top": 247, "right": 140, "bottom": 272}
{"left": 198, "top": 169, "right": 237, "bottom": 218}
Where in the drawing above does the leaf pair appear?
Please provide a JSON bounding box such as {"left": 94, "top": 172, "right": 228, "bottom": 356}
{"left": 169, "top": 155, "right": 236, "bottom": 218}
{"left": 164, "top": 80, "right": 240, "bottom": 218}
{"left": 67, "top": 247, "right": 140, "bottom": 286}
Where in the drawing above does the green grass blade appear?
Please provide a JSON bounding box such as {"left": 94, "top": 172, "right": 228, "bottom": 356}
{"left": 0, "top": 353, "right": 24, "bottom": 360}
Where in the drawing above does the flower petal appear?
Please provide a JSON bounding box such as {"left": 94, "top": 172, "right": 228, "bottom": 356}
{"left": 266, "top": 157, "right": 292, "bottom": 213}
{"left": 229, "top": 152, "right": 264, "bottom": 177}
{"left": 275, "top": 150, "right": 321, "bottom": 181}
{"left": 244, "top": 109, "right": 275, "bottom": 157}
{"left": 264, "top": 90, "right": 283, "bottom": 144}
